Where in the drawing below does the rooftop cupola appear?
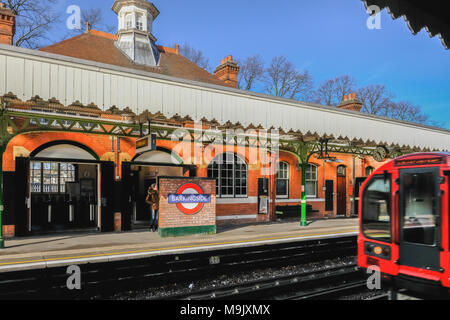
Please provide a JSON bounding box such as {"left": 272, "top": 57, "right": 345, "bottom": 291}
{"left": 112, "top": 0, "right": 161, "bottom": 67}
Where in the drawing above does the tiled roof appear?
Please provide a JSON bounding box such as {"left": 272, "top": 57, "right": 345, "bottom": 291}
{"left": 39, "top": 30, "right": 227, "bottom": 86}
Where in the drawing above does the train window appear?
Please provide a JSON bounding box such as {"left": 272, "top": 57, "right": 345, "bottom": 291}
{"left": 402, "top": 172, "right": 436, "bottom": 246}
{"left": 362, "top": 175, "right": 391, "bottom": 242}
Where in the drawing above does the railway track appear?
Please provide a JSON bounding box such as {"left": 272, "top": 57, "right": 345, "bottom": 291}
{"left": 365, "top": 293, "right": 390, "bottom": 300}
{"left": 0, "top": 235, "right": 357, "bottom": 300}
{"left": 158, "top": 264, "right": 364, "bottom": 300}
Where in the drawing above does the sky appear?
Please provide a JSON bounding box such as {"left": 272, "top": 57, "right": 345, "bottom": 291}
{"left": 52, "top": 0, "right": 450, "bottom": 128}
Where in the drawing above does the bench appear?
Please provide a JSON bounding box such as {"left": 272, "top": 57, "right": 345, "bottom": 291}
{"left": 276, "top": 205, "right": 320, "bottom": 219}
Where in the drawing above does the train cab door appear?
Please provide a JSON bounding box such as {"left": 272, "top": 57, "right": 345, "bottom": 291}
{"left": 398, "top": 167, "right": 442, "bottom": 271}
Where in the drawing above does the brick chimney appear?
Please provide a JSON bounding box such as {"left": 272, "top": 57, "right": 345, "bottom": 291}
{"left": 214, "top": 55, "right": 240, "bottom": 88}
{"left": 337, "top": 93, "right": 363, "bottom": 112}
{"left": 0, "top": 2, "right": 15, "bottom": 45}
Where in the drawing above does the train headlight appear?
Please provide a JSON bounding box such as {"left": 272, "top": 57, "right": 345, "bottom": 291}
{"left": 365, "top": 242, "right": 391, "bottom": 260}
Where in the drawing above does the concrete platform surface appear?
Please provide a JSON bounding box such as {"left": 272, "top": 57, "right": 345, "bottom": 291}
{"left": 0, "top": 219, "right": 358, "bottom": 272}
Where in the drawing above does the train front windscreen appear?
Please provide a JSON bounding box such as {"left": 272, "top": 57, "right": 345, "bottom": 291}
{"left": 361, "top": 174, "right": 392, "bottom": 243}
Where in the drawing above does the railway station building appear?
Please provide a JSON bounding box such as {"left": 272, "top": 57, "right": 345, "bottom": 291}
{"left": 0, "top": 0, "right": 449, "bottom": 238}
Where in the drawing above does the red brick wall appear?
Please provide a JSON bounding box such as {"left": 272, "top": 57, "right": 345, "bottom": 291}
{"left": 3, "top": 129, "right": 389, "bottom": 228}
{"left": 274, "top": 151, "right": 388, "bottom": 218}
{"left": 159, "top": 178, "right": 216, "bottom": 229}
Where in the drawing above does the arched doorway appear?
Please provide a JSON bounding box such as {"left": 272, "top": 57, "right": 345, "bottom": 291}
{"left": 337, "top": 165, "right": 347, "bottom": 216}
{"left": 26, "top": 141, "right": 101, "bottom": 234}
{"left": 122, "top": 148, "right": 190, "bottom": 230}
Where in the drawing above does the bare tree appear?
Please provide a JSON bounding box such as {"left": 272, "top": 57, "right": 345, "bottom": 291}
{"left": 314, "top": 79, "right": 337, "bottom": 106}
{"left": 385, "top": 101, "right": 428, "bottom": 123}
{"left": 334, "top": 75, "right": 357, "bottom": 103}
{"left": 313, "top": 75, "right": 441, "bottom": 128}
{"left": 314, "top": 75, "right": 356, "bottom": 106}
{"left": 5, "top": 0, "right": 60, "bottom": 48}
{"left": 264, "top": 56, "right": 314, "bottom": 101}
{"left": 178, "top": 43, "right": 211, "bottom": 71}
{"left": 356, "top": 84, "right": 393, "bottom": 115}
{"left": 385, "top": 101, "right": 446, "bottom": 128}
{"left": 236, "top": 55, "right": 265, "bottom": 91}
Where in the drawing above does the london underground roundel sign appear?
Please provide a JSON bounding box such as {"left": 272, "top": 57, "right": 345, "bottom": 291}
{"left": 168, "top": 183, "right": 211, "bottom": 215}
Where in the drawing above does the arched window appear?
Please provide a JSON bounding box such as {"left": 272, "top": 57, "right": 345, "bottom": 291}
{"left": 208, "top": 153, "right": 247, "bottom": 198}
{"left": 276, "top": 162, "right": 290, "bottom": 198}
{"left": 305, "top": 164, "right": 318, "bottom": 198}
{"left": 365, "top": 166, "right": 374, "bottom": 176}
{"left": 337, "top": 165, "right": 346, "bottom": 176}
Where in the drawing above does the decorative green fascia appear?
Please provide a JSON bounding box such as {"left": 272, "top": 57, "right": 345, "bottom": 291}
{"left": 2, "top": 108, "right": 405, "bottom": 159}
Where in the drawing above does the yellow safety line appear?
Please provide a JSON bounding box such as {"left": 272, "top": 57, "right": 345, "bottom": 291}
{"left": 0, "top": 229, "right": 358, "bottom": 267}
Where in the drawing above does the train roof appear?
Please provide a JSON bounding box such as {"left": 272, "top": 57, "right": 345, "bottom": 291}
{"left": 395, "top": 152, "right": 450, "bottom": 160}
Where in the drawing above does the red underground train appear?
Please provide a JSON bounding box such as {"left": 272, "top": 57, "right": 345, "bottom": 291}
{"left": 358, "top": 152, "right": 450, "bottom": 298}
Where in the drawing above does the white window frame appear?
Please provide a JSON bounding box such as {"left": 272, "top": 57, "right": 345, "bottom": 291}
{"left": 135, "top": 13, "right": 144, "bottom": 31}
{"left": 208, "top": 153, "right": 248, "bottom": 199}
{"left": 305, "top": 164, "right": 318, "bottom": 198}
{"left": 125, "top": 14, "right": 133, "bottom": 30}
{"left": 276, "top": 161, "right": 290, "bottom": 199}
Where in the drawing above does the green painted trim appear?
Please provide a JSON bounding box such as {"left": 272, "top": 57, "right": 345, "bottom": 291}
{"left": 159, "top": 225, "right": 216, "bottom": 238}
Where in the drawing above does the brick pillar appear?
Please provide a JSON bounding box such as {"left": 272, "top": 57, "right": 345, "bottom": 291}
{"left": 197, "top": 167, "right": 208, "bottom": 178}
{"left": 114, "top": 212, "right": 121, "bottom": 232}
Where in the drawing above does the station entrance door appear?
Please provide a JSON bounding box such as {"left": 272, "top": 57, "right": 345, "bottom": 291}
{"left": 29, "top": 159, "right": 100, "bottom": 233}
{"left": 121, "top": 150, "right": 193, "bottom": 230}
{"left": 12, "top": 143, "right": 112, "bottom": 236}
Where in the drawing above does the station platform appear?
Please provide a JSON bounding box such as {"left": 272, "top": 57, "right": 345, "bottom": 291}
{"left": 0, "top": 219, "right": 358, "bottom": 273}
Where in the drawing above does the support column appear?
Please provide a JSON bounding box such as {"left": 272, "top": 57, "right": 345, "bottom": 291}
{"left": 290, "top": 141, "right": 314, "bottom": 228}
{"left": 0, "top": 102, "right": 14, "bottom": 248}
{"left": 270, "top": 153, "right": 277, "bottom": 221}
{"left": 0, "top": 107, "right": 9, "bottom": 248}
{"left": 300, "top": 162, "right": 308, "bottom": 227}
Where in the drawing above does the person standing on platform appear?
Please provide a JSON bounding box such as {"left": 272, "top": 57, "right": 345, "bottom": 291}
{"left": 146, "top": 184, "right": 160, "bottom": 232}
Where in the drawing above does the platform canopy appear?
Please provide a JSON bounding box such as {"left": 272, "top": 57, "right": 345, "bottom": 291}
{"left": 0, "top": 44, "right": 449, "bottom": 152}
{"left": 362, "top": 0, "right": 450, "bottom": 49}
